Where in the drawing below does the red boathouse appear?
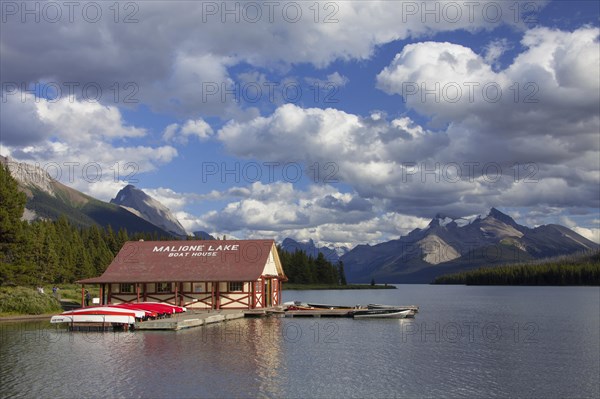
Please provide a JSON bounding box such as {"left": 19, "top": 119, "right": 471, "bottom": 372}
{"left": 77, "top": 239, "right": 287, "bottom": 309}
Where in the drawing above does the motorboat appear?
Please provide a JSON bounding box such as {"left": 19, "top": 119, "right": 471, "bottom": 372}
{"left": 352, "top": 309, "right": 413, "bottom": 319}
{"left": 368, "top": 304, "right": 418, "bottom": 317}
{"left": 307, "top": 303, "right": 354, "bottom": 309}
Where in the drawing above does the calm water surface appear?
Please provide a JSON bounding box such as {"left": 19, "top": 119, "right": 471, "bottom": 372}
{"left": 1, "top": 285, "right": 599, "bottom": 398}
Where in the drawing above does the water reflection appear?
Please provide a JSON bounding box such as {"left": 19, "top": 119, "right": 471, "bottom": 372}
{"left": 127, "top": 318, "right": 287, "bottom": 398}
{"left": 246, "top": 318, "right": 286, "bottom": 398}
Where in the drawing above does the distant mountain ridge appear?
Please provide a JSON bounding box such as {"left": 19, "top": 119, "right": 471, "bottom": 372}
{"left": 340, "top": 208, "right": 599, "bottom": 283}
{"left": 194, "top": 231, "right": 216, "bottom": 240}
{"left": 110, "top": 185, "right": 187, "bottom": 237}
{"left": 280, "top": 237, "right": 349, "bottom": 263}
{"left": 1, "top": 156, "right": 172, "bottom": 236}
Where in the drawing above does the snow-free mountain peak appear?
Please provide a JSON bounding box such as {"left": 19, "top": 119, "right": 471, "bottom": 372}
{"left": 340, "top": 207, "right": 598, "bottom": 283}
{"left": 487, "top": 207, "right": 520, "bottom": 227}
{"left": 2, "top": 155, "right": 58, "bottom": 198}
{"left": 110, "top": 185, "right": 187, "bottom": 237}
{"left": 0, "top": 157, "right": 172, "bottom": 235}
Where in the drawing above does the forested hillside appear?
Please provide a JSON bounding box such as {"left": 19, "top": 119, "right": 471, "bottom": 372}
{"left": 433, "top": 252, "right": 600, "bottom": 285}
{"left": 0, "top": 164, "right": 172, "bottom": 285}
{"left": 277, "top": 246, "right": 347, "bottom": 285}
{"left": 1, "top": 164, "right": 346, "bottom": 286}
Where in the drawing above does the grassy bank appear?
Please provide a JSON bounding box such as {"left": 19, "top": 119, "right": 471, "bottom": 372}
{"left": 0, "top": 286, "right": 63, "bottom": 316}
{"left": 283, "top": 283, "right": 396, "bottom": 290}
{"left": 41, "top": 284, "right": 99, "bottom": 303}
{"left": 0, "top": 284, "right": 101, "bottom": 317}
{"left": 433, "top": 251, "right": 600, "bottom": 285}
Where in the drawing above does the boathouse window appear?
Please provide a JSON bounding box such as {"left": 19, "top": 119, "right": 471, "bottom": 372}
{"left": 229, "top": 282, "right": 243, "bottom": 292}
{"left": 192, "top": 283, "right": 204, "bottom": 293}
{"left": 157, "top": 282, "right": 172, "bottom": 293}
{"left": 119, "top": 283, "right": 133, "bottom": 293}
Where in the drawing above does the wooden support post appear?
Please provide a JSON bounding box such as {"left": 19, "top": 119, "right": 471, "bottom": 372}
{"left": 215, "top": 282, "right": 220, "bottom": 310}
{"left": 261, "top": 278, "right": 266, "bottom": 308}
{"left": 107, "top": 284, "right": 112, "bottom": 304}
{"left": 81, "top": 285, "right": 85, "bottom": 308}
{"left": 99, "top": 285, "right": 104, "bottom": 306}
{"left": 272, "top": 279, "right": 276, "bottom": 305}
{"left": 136, "top": 283, "right": 140, "bottom": 303}
{"left": 278, "top": 279, "right": 282, "bottom": 305}
{"left": 247, "top": 282, "right": 251, "bottom": 309}
{"left": 268, "top": 279, "right": 272, "bottom": 306}
{"left": 143, "top": 283, "right": 147, "bottom": 302}
{"left": 174, "top": 283, "right": 178, "bottom": 306}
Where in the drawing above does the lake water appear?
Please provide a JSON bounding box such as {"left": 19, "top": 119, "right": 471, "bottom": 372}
{"left": 1, "top": 285, "right": 598, "bottom": 398}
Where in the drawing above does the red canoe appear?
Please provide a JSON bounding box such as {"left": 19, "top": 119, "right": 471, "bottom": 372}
{"left": 111, "top": 302, "right": 186, "bottom": 315}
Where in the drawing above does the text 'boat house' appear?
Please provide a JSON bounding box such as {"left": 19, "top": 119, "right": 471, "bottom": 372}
{"left": 77, "top": 239, "right": 287, "bottom": 309}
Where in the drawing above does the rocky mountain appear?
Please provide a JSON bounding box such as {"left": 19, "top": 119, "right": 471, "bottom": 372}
{"left": 110, "top": 185, "right": 187, "bottom": 237}
{"left": 1, "top": 156, "right": 172, "bottom": 236}
{"left": 341, "top": 208, "right": 599, "bottom": 283}
{"left": 280, "top": 237, "right": 349, "bottom": 263}
{"left": 194, "top": 231, "right": 216, "bottom": 240}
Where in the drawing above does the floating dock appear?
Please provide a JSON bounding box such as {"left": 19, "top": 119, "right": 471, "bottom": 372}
{"left": 135, "top": 310, "right": 245, "bottom": 331}
{"left": 131, "top": 305, "right": 420, "bottom": 330}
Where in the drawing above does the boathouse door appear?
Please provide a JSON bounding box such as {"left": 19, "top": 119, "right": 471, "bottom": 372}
{"left": 265, "top": 279, "right": 272, "bottom": 307}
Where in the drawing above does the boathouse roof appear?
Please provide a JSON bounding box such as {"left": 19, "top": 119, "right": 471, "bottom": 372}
{"left": 77, "top": 239, "right": 286, "bottom": 284}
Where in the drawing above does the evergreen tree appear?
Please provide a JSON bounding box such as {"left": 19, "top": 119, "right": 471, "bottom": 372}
{"left": 40, "top": 230, "right": 60, "bottom": 284}
{"left": 278, "top": 247, "right": 348, "bottom": 285}
{"left": 116, "top": 227, "right": 129, "bottom": 249}
{"left": 105, "top": 225, "right": 120, "bottom": 254}
{"left": 0, "top": 164, "right": 27, "bottom": 285}
{"left": 338, "top": 261, "right": 347, "bottom": 285}
{"left": 315, "top": 252, "right": 329, "bottom": 283}
{"left": 85, "top": 225, "right": 114, "bottom": 275}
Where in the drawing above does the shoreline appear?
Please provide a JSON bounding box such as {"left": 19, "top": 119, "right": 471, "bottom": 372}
{"left": 0, "top": 313, "right": 54, "bottom": 322}
{"left": 283, "top": 284, "right": 396, "bottom": 290}
{"left": 2, "top": 285, "right": 396, "bottom": 319}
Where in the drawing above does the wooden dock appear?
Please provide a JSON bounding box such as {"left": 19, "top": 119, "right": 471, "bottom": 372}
{"left": 283, "top": 309, "right": 354, "bottom": 318}
{"left": 135, "top": 305, "right": 420, "bottom": 330}
{"left": 135, "top": 310, "right": 245, "bottom": 331}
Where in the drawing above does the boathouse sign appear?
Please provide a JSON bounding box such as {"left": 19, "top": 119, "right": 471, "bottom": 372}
{"left": 153, "top": 244, "right": 241, "bottom": 257}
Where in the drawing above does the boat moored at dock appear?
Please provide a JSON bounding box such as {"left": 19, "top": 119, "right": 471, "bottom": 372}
{"left": 352, "top": 309, "right": 413, "bottom": 319}
{"left": 282, "top": 302, "right": 419, "bottom": 319}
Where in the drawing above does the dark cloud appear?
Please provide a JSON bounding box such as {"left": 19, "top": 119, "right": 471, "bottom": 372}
{"left": 0, "top": 95, "right": 48, "bottom": 146}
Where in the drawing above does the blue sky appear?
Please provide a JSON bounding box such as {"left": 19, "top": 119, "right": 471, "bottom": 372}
{"left": 1, "top": 0, "right": 599, "bottom": 246}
